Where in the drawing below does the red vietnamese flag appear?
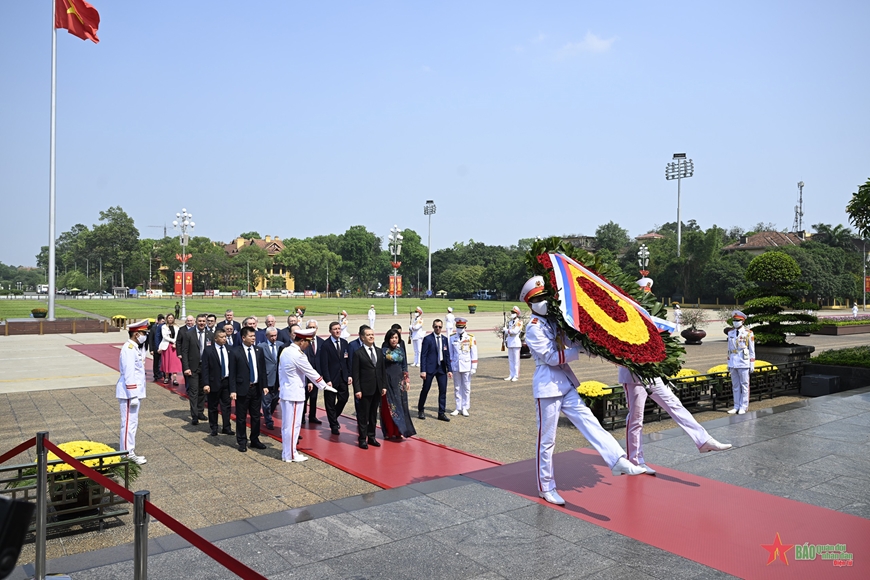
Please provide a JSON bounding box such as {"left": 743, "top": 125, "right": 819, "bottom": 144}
{"left": 55, "top": 0, "right": 100, "bottom": 44}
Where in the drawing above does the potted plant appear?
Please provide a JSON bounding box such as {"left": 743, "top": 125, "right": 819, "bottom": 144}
{"left": 680, "top": 307, "right": 708, "bottom": 345}
{"left": 31, "top": 307, "right": 48, "bottom": 319}
{"left": 468, "top": 304, "right": 477, "bottom": 314}
{"left": 576, "top": 381, "right": 614, "bottom": 424}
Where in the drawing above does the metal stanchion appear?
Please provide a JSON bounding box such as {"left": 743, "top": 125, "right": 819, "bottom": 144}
{"left": 133, "top": 490, "right": 150, "bottom": 580}
{"left": 34, "top": 431, "right": 48, "bottom": 580}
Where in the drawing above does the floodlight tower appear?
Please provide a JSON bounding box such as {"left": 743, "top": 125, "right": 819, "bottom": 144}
{"left": 665, "top": 154, "right": 694, "bottom": 258}
{"left": 424, "top": 200, "right": 436, "bottom": 296}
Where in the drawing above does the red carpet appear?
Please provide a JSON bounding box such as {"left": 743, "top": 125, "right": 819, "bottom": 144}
{"left": 68, "top": 343, "right": 500, "bottom": 488}
{"left": 467, "top": 449, "right": 867, "bottom": 580}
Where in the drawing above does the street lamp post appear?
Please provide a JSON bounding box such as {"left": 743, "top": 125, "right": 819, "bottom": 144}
{"left": 665, "top": 153, "right": 694, "bottom": 258}
{"left": 864, "top": 239, "right": 869, "bottom": 312}
{"left": 172, "top": 208, "right": 195, "bottom": 319}
{"left": 388, "top": 225, "right": 403, "bottom": 316}
{"left": 637, "top": 244, "right": 653, "bottom": 293}
{"left": 424, "top": 200, "right": 436, "bottom": 296}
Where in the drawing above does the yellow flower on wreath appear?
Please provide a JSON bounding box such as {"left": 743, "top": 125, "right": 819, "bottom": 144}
{"left": 576, "top": 380, "right": 613, "bottom": 398}
{"left": 706, "top": 360, "right": 778, "bottom": 376}
{"left": 45, "top": 440, "right": 120, "bottom": 473}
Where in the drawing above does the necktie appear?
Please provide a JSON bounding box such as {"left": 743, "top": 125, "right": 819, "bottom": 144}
{"left": 313, "top": 339, "right": 317, "bottom": 355}
{"left": 437, "top": 335, "right": 442, "bottom": 363}
{"left": 219, "top": 346, "right": 227, "bottom": 378}
{"left": 247, "top": 347, "right": 255, "bottom": 383}
{"left": 198, "top": 331, "right": 204, "bottom": 354}
{"left": 335, "top": 339, "right": 340, "bottom": 353}
{"left": 271, "top": 343, "right": 275, "bottom": 357}
{"left": 369, "top": 347, "right": 376, "bottom": 364}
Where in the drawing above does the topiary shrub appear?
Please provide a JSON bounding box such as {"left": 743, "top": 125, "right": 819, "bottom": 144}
{"left": 739, "top": 252, "right": 818, "bottom": 345}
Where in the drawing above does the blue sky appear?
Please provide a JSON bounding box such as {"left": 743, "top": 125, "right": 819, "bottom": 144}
{"left": 2, "top": 1, "right": 868, "bottom": 266}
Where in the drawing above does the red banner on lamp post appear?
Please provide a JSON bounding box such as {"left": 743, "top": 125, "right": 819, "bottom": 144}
{"left": 865, "top": 276, "right": 870, "bottom": 293}
{"left": 174, "top": 271, "right": 193, "bottom": 296}
{"left": 389, "top": 275, "right": 403, "bottom": 297}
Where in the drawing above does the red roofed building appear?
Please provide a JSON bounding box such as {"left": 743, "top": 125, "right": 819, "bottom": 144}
{"left": 223, "top": 235, "right": 295, "bottom": 291}
{"left": 722, "top": 231, "right": 806, "bottom": 256}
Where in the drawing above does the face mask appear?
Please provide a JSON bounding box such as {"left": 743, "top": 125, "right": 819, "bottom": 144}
{"left": 510, "top": 313, "right": 517, "bottom": 319}
{"left": 136, "top": 334, "right": 147, "bottom": 345}
{"left": 530, "top": 301, "right": 548, "bottom": 316}
{"left": 732, "top": 321, "right": 743, "bottom": 329}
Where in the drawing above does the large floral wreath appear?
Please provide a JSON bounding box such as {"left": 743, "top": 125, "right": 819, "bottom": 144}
{"left": 526, "top": 238, "right": 684, "bottom": 380}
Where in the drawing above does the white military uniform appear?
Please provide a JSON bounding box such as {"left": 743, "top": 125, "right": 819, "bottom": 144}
{"left": 116, "top": 338, "right": 147, "bottom": 454}
{"left": 618, "top": 367, "right": 710, "bottom": 466}
{"left": 339, "top": 313, "right": 350, "bottom": 340}
{"left": 727, "top": 325, "right": 755, "bottom": 412}
{"left": 504, "top": 313, "right": 523, "bottom": 380}
{"left": 673, "top": 305, "right": 682, "bottom": 335}
{"left": 445, "top": 310, "right": 455, "bottom": 336}
{"left": 368, "top": 307, "right": 376, "bottom": 330}
{"left": 449, "top": 327, "right": 477, "bottom": 413}
{"left": 410, "top": 312, "right": 425, "bottom": 366}
{"left": 525, "top": 316, "right": 625, "bottom": 493}
{"left": 278, "top": 343, "right": 325, "bottom": 461}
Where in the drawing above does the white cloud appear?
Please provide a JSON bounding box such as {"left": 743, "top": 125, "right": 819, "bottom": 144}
{"left": 557, "top": 32, "right": 616, "bottom": 58}
{"left": 531, "top": 33, "right": 547, "bottom": 44}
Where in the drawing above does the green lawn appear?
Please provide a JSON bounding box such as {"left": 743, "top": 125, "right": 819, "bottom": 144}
{"left": 0, "top": 301, "right": 90, "bottom": 320}
{"left": 29, "top": 296, "right": 517, "bottom": 321}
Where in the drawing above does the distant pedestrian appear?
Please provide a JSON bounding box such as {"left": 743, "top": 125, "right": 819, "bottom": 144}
{"left": 853, "top": 302, "right": 859, "bottom": 319}
{"left": 368, "top": 305, "right": 377, "bottom": 330}
{"left": 174, "top": 301, "right": 181, "bottom": 319}
{"left": 673, "top": 303, "right": 682, "bottom": 335}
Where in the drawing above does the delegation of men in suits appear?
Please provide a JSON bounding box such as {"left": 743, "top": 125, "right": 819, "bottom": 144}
{"left": 301, "top": 320, "right": 325, "bottom": 425}
{"left": 319, "top": 321, "right": 352, "bottom": 435}
{"left": 418, "top": 318, "right": 453, "bottom": 421}
{"left": 180, "top": 313, "right": 213, "bottom": 425}
{"left": 351, "top": 325, "right": 387, "bottom": 449}
{"left": 258, "top": 326, "right": 284, "bottom": 430}
{"left": 229, "top": 326, "right": 269, "bottom": 452}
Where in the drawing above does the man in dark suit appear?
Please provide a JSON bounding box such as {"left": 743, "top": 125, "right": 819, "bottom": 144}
{"left": 351, "top": 325, "right": 386, "bottom": 449}
{"left": 346, "top": 325, "right": 366, "bottom": 370}
{"left": 230, "top": 327, "right": 269, "bottom": 452}
{"left": 258, "top": 327, "right": 284, "bottom": 430}
{"left": 200, "top": 328, "right": 235, "bottom": 436}
{"left": 418, "top": 318, "right": 453, "bottom": 421}
{"left": 276, "top": 315, "right": 298, "bottom": 345}
{"left": 150, "top": 314, "right": 165, "bottom": 382}
{"left": 175, "top": 315, "right": 196, "bottom": 366}
{"left": 321, "top": 321, "right": 351, "bottom": 435}
{"left": 223, "top": 309, "right": 242, "bottom": 336}
{"left": 181, "top": 313, "right": 213, "bottom": 425}
{"left": 302, "top": 320, "right": 325, "bottom": 424}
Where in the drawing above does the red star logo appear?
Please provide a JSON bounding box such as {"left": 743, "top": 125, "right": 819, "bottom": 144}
{"left": 761, "top": 532, "right": 794, "bottom": 565}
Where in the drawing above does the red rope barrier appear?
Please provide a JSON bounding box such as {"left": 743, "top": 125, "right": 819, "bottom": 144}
{"left": 43, "top": 439, "right": 268, "bottom": 580}
{"left": 0, "top": 437, "right": 36, "bottom": 465}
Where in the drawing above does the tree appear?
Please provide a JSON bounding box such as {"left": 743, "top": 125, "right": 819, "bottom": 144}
{"left": 846, "top": 178, "right": 870, "bottom": 239}
{"left": 337, "top": 226, "right": 382, "bottom": 292}
{"left": 89, "top": 207, "right": 140, "bottom": 288}
{"left": 238, "top": 231, "right": 261, "bottom": 240}
{"left": 594, "top": 221, "right": 630, "bottom": 253}
{"left": 439, "top": 265, "right": 485, "bottom": 295}
{"left": 275, "top": 239, "right": 342, "bottom": 290}
{"left": 741, "top": 252, "right": 818, "bottom": 345}
{"left": 233, "top": 243, "right": 270, "bottom": 292}
{"left": 811, "top": 223, "right": 854, "bottom": 250}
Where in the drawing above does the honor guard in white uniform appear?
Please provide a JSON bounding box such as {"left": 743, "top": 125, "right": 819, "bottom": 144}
{"left": 277, "top": 327, "right": 337, "bottom": 462}
{"left": 726, "top": 310, "right": 755, "bottom": 414}
{"left": 368, "top": 305, "right": 377, "bottom": 330}
{"left": 448, "top": 318, "right": 477, "bottom": 416}
{"left": 116, "top": 320, "right": 150, "bottom": 465}
{"left": 520, "top": 276, "right": 644, "bottom": 506}
{"left": 445, "top": 307, "right": 456, "bottom": 336}
{"left": 339, "top": 311, "right": 350, "bottom": 340}
{"left": 503, "top": 306, "right": 523, "bottom": 381}
{"left": 410, "top": 307, "right": 425, "bottom": 366}
{"left": 673, "top": 303, "right": 682, "bottom": 335}
{"left": 619, "top": 367, "right": 732, "bottom": 474}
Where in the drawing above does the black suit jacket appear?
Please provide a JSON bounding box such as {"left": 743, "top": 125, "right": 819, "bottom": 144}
{"left": 230, "top": 344, "right": 267, "bottom": 397}
{"left": 175, "top": 325, "right": 195, "bottom": 360}
{"left": 351, "top": 343, "right": 386, "bottom": 396}
{"left": 200, "top": 343, "right": 234, "bottom": 390}
{"left": 276, "top": 326, "right": 293, "bottom": 345}
{"left": 223, "top": 320, "right": 242, "bottom": 334}
{"left": 181, "top": 328, "right": 213, "bottom": 374}
{"left": 321, "top": 337, "right": 350, "bottom": 385}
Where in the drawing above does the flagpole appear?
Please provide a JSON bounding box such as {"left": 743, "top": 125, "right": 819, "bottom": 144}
{"left": 47, "top": 0, "right": 58, "bottom": 321}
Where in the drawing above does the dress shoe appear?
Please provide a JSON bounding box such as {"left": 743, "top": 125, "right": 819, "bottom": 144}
{"left": 461, "top": 409, "right": 469, "bottom": 417}
{"left": 172, "top": 380, "right": 179, "bottom": 386}
{"left": 611, "top": 457, "right": 646, "bottom": 476}
{"left": 264, "top": 423, "right": 275, "bottom": 430}
{"left": 367, "top": 439, "right": 381, "bottom": 447}
{"left": 238, "top": 445, "right": 247, "bottom": 452}
{"left": 309, "top": 417, "right": 323, "bottom": 424}
{"left": 222, "top": 428, "right": 235, "bottom": 435}
{"left": 727, "top": 408, "right": 738, "bottom": 415}
{"left": 417, "top": 412, "right": 426, "bottom": 420}
{"left": 191, "top": 418, "right": 199, "bottom": 426}
{"left": 737, "top": 409, "right": 746, "bottom": 415}
{"left": 331, "top": 428, "right": 340, "bottom": 435}
{"left": 197, "top": 413, "right": 208, "bottom": 420}
{"left": 437, "top": 414, "right": 450, "bottom": 422}
{"left": 539, "top": 490, "right": 565, "bottom": 506}
{"left": 250, "top": 441, "right": 267, "bottom": 450}
{"left": 358, "top": 441, "right": 369, "bottom": 449}
{"left": 209, "top": 428, "right": 218, "bottom": 437}
{"left": 699, "top": 438, "right": 733, "bottom": 453}
{"left": 292, "top": 453, "right": 308, "bottom": 462}
{"left": 638, "top": 463, "right": 657, "bottom": 475}
{"left": 450, "top": 409, "right": 460, "bottom": 416}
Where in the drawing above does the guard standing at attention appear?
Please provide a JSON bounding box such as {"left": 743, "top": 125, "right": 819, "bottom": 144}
{"left": 117, "top": 319, "right": 150, "bottom": 465}
{"left": 726, "top": 310, "right": 755, "bottom": 415}
{"left": 448, "top": 318, "right": 477, "bottom": 416}
{"left": 503, "top": 306, "right": 523, "bottom": 381}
